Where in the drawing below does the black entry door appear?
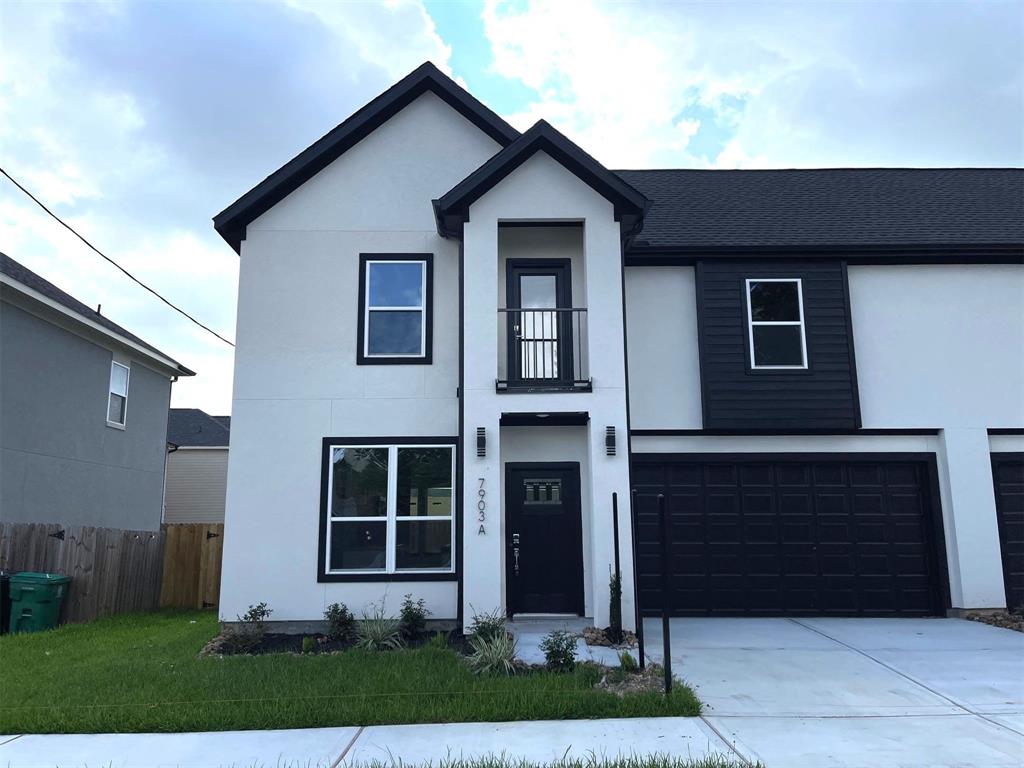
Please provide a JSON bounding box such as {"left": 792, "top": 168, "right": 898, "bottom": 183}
{"left": 633, "top": 455, "right": 946, "bottom": 616}
{"left": 506, "top": 260, "right": 573, "bottom": 387}
{"left": 992, "top": 454, "right": 1024, "bottom": 610}
{"left": 505, "top": 463, "right": 584, "bottom": 615}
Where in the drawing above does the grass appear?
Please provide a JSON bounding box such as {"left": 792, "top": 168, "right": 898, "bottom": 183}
{"left": 355, "top": 758, "right": 757, "bottom": 768}
{"left": 0, "top": 610, "right": 701, "bottom": 734}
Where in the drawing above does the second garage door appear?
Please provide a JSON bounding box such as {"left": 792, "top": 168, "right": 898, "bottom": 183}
{"left": 633, "top": 454, "right": 946, "bottom": 617}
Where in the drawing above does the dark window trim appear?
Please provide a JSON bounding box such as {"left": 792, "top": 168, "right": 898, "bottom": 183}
{"left": 356, "top": 254, "right": 434, "bottom": 365}
{"left": 317, "top": 435, "right": 459, "bottom": 583}
{"left": 988, "top": 428, "right": 1024, "bottom": 436}
{"left": 629, "top": 450, "right": 951, "bottom": 615}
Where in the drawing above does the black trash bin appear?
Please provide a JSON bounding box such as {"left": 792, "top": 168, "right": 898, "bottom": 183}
{"left": 0, "top": 569, "right": 11, "bottom": 635}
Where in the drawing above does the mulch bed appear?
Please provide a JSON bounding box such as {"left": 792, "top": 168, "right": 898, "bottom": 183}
{"left": 582, "top": 626, "right": 638, "bottom": 649}
{"left": 966, "top": 611, "right": 1024, "bottom": 633}
{"left": 595, "top": 663, "right": 668, "bottom": 696}
{"left": 202, "top": 629, "right": 472, "bottom": 657}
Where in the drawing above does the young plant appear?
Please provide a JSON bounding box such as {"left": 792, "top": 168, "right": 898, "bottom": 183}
{"left": 428, "top": 630, "right": 450, "bottom": 650}
{"left": 355, "top": 604, "right": 405, "bottom": 651}
{"left": 399, "top": 594, "right": 430, "bottom": 640}
{"left": 301, "top": 635, "right": 318, "bottom": 654}
{"left": 618, "top": 649, "right": 639, "bottom": 673}
{"left": 467, "top": 630, "right": 518, "bottom": 676}
{"left": 222, "top": 601, "right": 273, "bottom": 654}
{"left": 324, "top": 602, "right": 356, "bottom": 641}
{"left": 468, "top": 608, "right": 507, "bottom": 642}
{"left": 539, "top": 629, "right": 577, "bottom": 672}
{"left": 608, "top": 570, "right": 623, "bottom": 645}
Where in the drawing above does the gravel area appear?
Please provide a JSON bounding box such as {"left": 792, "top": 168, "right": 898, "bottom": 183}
{"left": 966, "top": 610, "right": 1024, "bottom": 632}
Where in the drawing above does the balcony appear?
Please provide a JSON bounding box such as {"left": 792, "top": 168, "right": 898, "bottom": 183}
{"left": 496, "top": 308, "right": 590, "bottom": 393}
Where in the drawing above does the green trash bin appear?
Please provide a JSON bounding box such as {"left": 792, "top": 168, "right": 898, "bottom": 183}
{"left": 9, "top": 572, "right": 71, "bottom": 633}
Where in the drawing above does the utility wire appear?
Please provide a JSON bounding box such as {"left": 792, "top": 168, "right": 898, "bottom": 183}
{"left": 0, "top": 166, "right": 235, "bottom": 347}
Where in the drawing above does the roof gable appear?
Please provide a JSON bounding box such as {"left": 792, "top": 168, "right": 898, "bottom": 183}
{"left": 214, "top": 62, "right": 520, "bottom": 253}
{"left": 0, "top": 252, "right": 194, "bottom": 376}
{"left": 434, "top": 120, "right": 648, "bottom": 239}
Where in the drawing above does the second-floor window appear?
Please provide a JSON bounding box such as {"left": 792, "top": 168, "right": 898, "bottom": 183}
{"left": 745, "top": 278, "right": 808, "bottom": 369}
{"left": 107, "top": 361, "right": 130, "bottom": 426}
{"left": 358, "top": 254, "right": 433, "bottom": 364}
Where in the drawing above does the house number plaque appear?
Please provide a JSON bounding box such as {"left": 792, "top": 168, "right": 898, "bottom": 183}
{"left": 477, "top": 477, "right": 486, "bottom": 535}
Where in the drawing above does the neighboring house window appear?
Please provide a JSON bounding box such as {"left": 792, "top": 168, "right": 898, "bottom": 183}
{"left": 324, "top": 442, "right": 454, "bottom": 575}
{"left": 745, "top": 278, "right": 808, "bottom": 369}
{"left": 357, "top": 254, "right": 433, "bottom": 364}
{"left": 107, "top": 361, "right": 130, "bottom": 426}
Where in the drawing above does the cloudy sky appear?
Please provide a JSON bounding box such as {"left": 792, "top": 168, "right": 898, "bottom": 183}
{"left": 1, "top": 0, "right": 1020, "bottom": 414}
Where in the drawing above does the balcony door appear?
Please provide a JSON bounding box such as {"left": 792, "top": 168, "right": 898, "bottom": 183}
{"left": 506, "top": 259, "right": 573, "bottom": 388}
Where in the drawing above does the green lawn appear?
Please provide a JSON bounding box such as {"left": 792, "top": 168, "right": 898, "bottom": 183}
{"left": 0, "top": 611, "right": 700, "bottom": 734}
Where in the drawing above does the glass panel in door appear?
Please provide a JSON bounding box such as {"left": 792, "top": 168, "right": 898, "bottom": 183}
{"left": 517, "top": 274, "right": 559, "bottom": 380}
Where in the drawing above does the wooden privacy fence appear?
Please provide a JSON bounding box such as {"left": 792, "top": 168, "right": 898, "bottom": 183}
{"left": 159, "top": 523, "right": 224, "bottom": 610}
{"left": 0, "top": 522, "right": 225, "bottom": 624}
{"left": 0, "top": 522, "right": 164, "bottom": 623}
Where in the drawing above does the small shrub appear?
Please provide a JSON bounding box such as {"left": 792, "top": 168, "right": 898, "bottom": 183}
{"left": 399, "top": 594, "right": 430, "bottom": 640}
{"left": 428, "top": 630, "right": 450, "bottom": 650}
{"left": 619, "top": 649, "right": 638, "bottom": 672}
{"left": 301, "top": 635, "right": 317, "bottom": 654}
{"left": 539, "top": 629, "right": 577, "bottom": 672}
{"left": 608, "top": 570, "right": 623, "bottom": 644}
{"left": 468, "top": 608, "right": 507, "bottom": 642}
{"left": 467, "top": 631, "right": 518, "bottom": 676}
{"left": 222, "top": 601, "right": 273, "bottom": 654}
{"left": 324, "top": 602, "right": 356, "bottom": 641}
{"left": 355, "top": 604, "right": 404, "bottom": 651}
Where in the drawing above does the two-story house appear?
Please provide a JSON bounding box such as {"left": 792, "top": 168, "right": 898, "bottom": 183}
{"left": 213, "top": 63, "right": 1023, "bottom": 631}
{"left": 1, "top": 252, "right": 194, "bottom": 532}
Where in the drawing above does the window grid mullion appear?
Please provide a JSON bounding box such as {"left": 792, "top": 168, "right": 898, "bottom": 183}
{"left": 386, "top": 446, "right": 398, "bottom": 573}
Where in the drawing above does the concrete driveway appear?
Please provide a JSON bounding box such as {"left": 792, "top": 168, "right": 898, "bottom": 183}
{"left": 643, "top": 616, "right": 1024, "bottom": 767}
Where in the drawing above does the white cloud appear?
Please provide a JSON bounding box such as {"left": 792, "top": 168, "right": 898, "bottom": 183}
{"left": 480, "top": 0, "right": 1023, "bottom": 169}
{"left": 0, "top": 0, "right": 451, "bottom": 414}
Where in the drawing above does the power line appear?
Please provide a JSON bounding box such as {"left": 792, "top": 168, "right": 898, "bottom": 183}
{"left": 0, "top": 166, "right": 235, "bottom": 347}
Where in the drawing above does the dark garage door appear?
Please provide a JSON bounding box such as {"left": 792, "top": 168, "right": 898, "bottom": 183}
{"left": 633, "top": 455, "right": 946, "bottom": 616}
{"left": 992, "top": 454, "right": 1024, "bottom": 611}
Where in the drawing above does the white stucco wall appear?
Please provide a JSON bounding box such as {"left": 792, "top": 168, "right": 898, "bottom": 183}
{"left": 460, "top": 151, "right": 635, "bottom": 630}
{"left": 624, "top": 266, "right": 702, "bottom": 429}
{"left": 220, "top": 92, "right": 502, "bottom": 622}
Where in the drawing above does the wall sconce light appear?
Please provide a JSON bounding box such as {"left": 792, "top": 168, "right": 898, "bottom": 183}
{"left": 605, "top": 426, "right": 616, "bottom": 456}
{"left": 477, "top": 427, "right": 486, "bottom": 458}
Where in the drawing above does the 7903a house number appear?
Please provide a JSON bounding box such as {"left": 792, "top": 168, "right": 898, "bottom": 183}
{"left": 477, "top": 477, "right": 486, "bottom": 535}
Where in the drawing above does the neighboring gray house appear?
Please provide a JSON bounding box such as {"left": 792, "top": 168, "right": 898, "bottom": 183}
{"left": 165, "top": 408, "right": 230, "bottom": 524}
{"left": 0, "top": 253, "right": 194, "bottom": 532}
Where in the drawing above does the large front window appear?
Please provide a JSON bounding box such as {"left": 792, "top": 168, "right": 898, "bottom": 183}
{"left": 324, "top": 443, "right": 454, "bottom": 575}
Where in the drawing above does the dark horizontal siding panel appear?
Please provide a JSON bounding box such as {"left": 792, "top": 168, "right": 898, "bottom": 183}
{"left": 697, "top": 259, "right": 861, "bottom": 430}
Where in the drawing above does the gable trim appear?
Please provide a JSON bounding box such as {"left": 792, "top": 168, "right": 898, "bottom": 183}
{"left": 433, "top": 120, "right": 649, "bottom": 240}
{"left": 213, "top": 62, "right": 520, "bottom": 254}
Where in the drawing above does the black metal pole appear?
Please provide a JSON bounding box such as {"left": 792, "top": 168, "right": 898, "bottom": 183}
{"left": 630, "top": 488, "right": 645, "bottom": 670}
{"left": 659, "top": 493, "right": 672, "bottom": 695}
{"left": 611, "top": 492, "right": 622, "bottom": 644}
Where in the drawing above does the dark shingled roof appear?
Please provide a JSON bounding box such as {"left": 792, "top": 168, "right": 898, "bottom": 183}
{"left": 615, "top": 168, "right": 1024, "bottom": 252}
{"left": 1, "top": 252, "right": 194, "bottom": 375}
{"left": 167, "top": 408, "right": 230, "bottom": 447}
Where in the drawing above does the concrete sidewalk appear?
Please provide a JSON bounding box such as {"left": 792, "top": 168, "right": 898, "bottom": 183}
{"left": 0, "top": 718, "right": 739, "bottom": 767}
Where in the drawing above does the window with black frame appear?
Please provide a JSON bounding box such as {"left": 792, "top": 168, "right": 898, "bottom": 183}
{"left": 325, "top": 443, "right": 454, "bottom": 575}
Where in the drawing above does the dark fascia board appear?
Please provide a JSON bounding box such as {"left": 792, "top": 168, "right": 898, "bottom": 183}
{"left": 500, "top": 411, "right": 590, "bottom": 427}
{"left": 631, "top": 428, "right": 941, "bottom": 437}
{"left": 434, "top": 120, "right": 649, "bottom": 239}
{"left": 625, "top": 243, "right": 1024, "bottom": 266}
{"left": 213, "top": 62, "right": 520, "bottom": 254}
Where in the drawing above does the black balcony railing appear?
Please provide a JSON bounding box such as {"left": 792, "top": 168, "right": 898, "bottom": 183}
{"left": 496, "top": 308, "right": 590, "bottom": 392}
